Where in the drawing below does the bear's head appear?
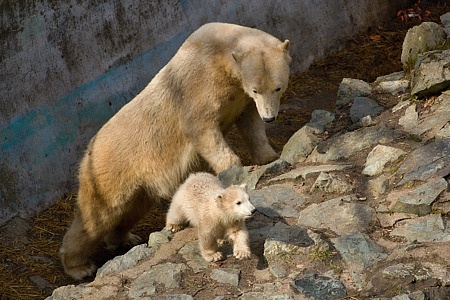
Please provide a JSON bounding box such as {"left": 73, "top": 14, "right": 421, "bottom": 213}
{"left": 233, "top": 40, "right": 291, "bottom": 123}
{"left": 216, "top": 184, "right": 255, "bottom": 220}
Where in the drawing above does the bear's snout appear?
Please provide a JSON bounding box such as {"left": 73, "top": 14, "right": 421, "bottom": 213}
{"left": 262, "top": 116, "right": 276, "bottom": 123}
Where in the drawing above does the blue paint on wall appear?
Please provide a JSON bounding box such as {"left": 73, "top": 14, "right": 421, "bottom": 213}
{"left": 0, "top": 30, "right": 190, "bottom": 221}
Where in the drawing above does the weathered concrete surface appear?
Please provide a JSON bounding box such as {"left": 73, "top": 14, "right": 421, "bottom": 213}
{"left": 0, "top": 0, "right": 402, "bottom": 224}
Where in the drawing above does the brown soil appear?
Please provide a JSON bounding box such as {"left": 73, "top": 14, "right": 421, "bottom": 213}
{"left": 1, "top": 2, "right": 449, "bottom": 299}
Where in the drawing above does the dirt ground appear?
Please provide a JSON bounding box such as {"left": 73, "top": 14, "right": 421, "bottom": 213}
{"left": 1, "top": 2, "right": 449, "bottom": 299}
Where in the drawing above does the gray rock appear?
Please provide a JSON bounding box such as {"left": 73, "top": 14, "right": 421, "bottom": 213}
{"left": 148, "top": 228, "right": 171, "bottom": 247}
{"left": 249, "top": 186, "right": 305, "bottom": 218}
{"left": 392, "top": 100, "right": 412, "bottom": 113}
{"left": 390, "top": 214, "right": 450, "bottom": 242}
{"left": 219, "top": 160, "right": 290, "bottom": 189}
{"left": 297, "top": 196, "right": 377, "bottom": 235}
{"left": 389, "top": 178, "right": 448, "bottom": 216}
{"left": 179, "top": 240, "right": 209, "bottom": 273}
{"left": 269, "top": 263, "right": 288, "bottom": 279}
{"left": 436, "top": 122, "right": 450, "bottom": 140}
{"left": 401, "top": 22, "right": 446, "bottom": 69}
{"left": 398, "top": 104, "right": 419, "bottom": 133}
{"left": 128, "top": 262, "right": 187, "bottom": 298}
{"left": 403, "top": 94, "right": 450, "bottom": 138}
{"left": 382, "top": 262, "right": 450, "bottom": 286}
{"left": 96, "top": 244, "right": 155, "bottom": 278}
{"left": 211, "top": 268, "right": 240, "bottom": 287}
{"left": 337, "top": 78, "right": 372, "bottom": 107}
{"left": 331, "top": 233, "right": 387, "bottom": 289}
{"left": 309, "top": 172, "right": 354, "bottom": 194}
{"left": 411, "top": 50, "right": 450, "bottom": 97}
{"left": 368, "top": 174, "right": 391, "bottom": 198}
{"left": 263, "top": 222, "right": 324, "bottom": 262}
{"left": 309, "top": 109, "right": 336, "bottom": 131}
{"left": 377, "top": 212, "right": 415, "bottom": 228}
{"left": 307, "top": 124, "right": 401, "bottom": 163}
{"left": 377, "top": 80, "right": 410, "bottom": 95}
{"left": 280, "top": 123, "right": 323, "bottom": 165}
{"left": 46, "top": 285, "right": 97, "bottom": 300}
{"left": 331, "top": 233, "right": 387, "bottom": 268}
{"left": 396, "top": 138, "right": 450, "bottom": 185}
{"left": 392, "top": 291, "right": 426, "bottom": 300}
{"left": 163, "top": 295, "right": 194, "bottom": 300}
{"left": 375, "top": 71, "right": 405, "bottom": 83}
{"left": 362, "top": 145, "right": 406, "bottom": 176}
{"left": 440, "top": 12, "right": 450, "bottom": 36}
{"left": 350, "top": 97, "right": 384, "bottom": 124}
{"left": 270, "top": 164, "right": 352, "bottom": 182}
{"left": 291, "top": 273, "right": 347, "bottom": 300}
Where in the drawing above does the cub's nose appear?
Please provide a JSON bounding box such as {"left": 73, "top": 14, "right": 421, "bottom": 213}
{"left": 251, "top": 207, "right": 256, "bottom": 214}
{"left": 263, "top": 116, "right": 276, "bottom": 123}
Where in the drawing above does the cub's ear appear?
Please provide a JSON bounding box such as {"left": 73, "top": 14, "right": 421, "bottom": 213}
{"left": 278, "top": 39, "right": 290, "bottom": 52}
{"left": 239, "top": 183, "right": 247, "bottom": 191}
{"left": 215, "top": 193, "right": 223, "bottom": 203}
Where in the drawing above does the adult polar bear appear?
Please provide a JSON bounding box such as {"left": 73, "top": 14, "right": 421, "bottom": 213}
{"left": 60, "top": 22, "right": 291, "bottom": 280}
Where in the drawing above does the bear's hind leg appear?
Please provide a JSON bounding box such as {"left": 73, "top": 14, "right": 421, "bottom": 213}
{"left": 60, "top": 209, "right": 100, "bottom": 280}
{"left": 103, "top": 189, "right": 153, "bottom": 250}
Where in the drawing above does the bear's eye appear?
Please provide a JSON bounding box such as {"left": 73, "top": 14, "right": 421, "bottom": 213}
{"left": 252, "top": 89, "right": 258, "bottom": 94}
{"left": 275, "top": 87, "right": 281, "bottom": 92}
{"left": 236, "top": 201, "right": 242, "bottom": 205}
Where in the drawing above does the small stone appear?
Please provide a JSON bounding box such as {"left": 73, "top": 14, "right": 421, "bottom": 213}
{"left": 291, "top": 273, "right": 347, "bottom": 300}
{"left": 337, "top": 78, "right": 372, "bottom": 107}
{"left": 362, "top": 145, "right": 406, "bottom": 176}
{"left": 210, "top": 268, "right": 240, "bottom": 287}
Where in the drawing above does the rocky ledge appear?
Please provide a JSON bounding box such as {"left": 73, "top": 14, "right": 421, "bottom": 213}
{"left": 48, "top": 20, "right": 450, "bottom": 300}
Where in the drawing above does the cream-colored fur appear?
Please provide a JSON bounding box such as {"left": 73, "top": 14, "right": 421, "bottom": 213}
{"left": 166, "top": 172, "right": 255, "bottom": 262}
{"left": 60, "top": 22, "right": 290, "bottom": 280}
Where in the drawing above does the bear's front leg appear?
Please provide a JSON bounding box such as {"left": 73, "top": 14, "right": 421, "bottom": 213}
{"left": 236, "top": 103, "right": 279, "bottom": 165}
{"left": 184, "top": 123, "right": 242, "bottom": 173}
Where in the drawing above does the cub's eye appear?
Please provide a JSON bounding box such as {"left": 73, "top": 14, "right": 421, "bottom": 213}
{"left": 236, "top": 201, "right": 242, "bottom": 205}
{"left": 275, "top": 87, "right": 281, "bottom": 92}
{"left": 252, "top": 89, "right": 258, "bottom": 94}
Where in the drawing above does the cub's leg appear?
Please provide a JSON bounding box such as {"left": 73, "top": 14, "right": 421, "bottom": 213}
{"left": 166, "top": 200, "right": 188, "bottom": 232}
{"left": 227, "top": 222, "right": 251, "bottom": 259}
{"left": 236, "top": 103, "right": 279, "bottom": 165}
{"left": 198, "top": 229, "right": 223, "bottom": 262}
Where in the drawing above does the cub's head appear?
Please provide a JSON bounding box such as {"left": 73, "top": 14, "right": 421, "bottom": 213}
{"left": 216, "top": 184, "right": 255, "bottom": 220}
{"left": 232, "top": 40, "right": 291, "bottom": 123}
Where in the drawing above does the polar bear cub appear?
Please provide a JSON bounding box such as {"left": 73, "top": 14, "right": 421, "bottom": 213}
{"left": 166, "top": 172, "right": 255, "bottom": 262}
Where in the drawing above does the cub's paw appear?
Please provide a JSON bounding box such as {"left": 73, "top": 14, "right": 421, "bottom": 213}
{"left": 202, "top": 251, "right": 223, "bottom": 262}
{"left": 234, "top": 248, "right": 251, "bottom": 260}
{"left": 166, "top": 223, "right": 185, "bottom": 232}
{"left": 65, "top": 262, "right": 97, "bottom": 281}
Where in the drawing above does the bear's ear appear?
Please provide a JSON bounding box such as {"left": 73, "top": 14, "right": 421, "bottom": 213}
{"left": 232, "top": 51, "right": 243, "bottom": 64}
{"left": 278, "top": 39, "right": 290, "bottom": 53}
{"left": 240, "top": 183, "right": 247, "bottom": 191}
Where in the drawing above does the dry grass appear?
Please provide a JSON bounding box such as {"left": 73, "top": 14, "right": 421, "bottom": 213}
{"left": 1, "top": 2, "right": 448, "bottom": 299}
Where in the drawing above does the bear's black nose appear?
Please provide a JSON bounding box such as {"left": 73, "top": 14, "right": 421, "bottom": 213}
{"left": 263, "top": 116, "right": 275, "bottom": 123}
{"left": 251, "top": 208, "right": 256, "bottom": 214}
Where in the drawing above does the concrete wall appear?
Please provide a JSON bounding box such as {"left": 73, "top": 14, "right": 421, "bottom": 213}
{"left": 0, "top": 0, "right": 403, "bottom": 225}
